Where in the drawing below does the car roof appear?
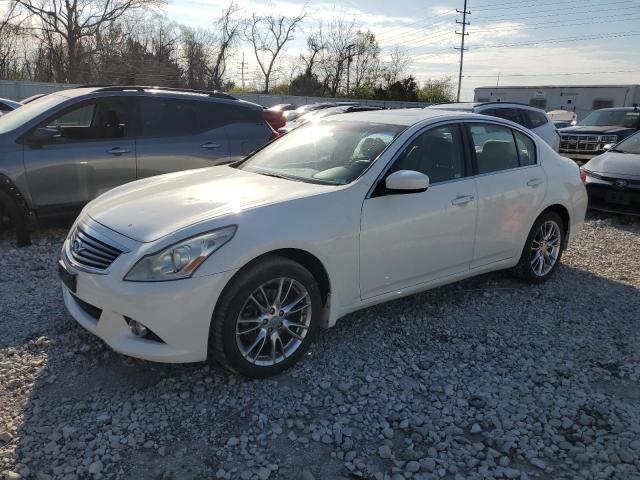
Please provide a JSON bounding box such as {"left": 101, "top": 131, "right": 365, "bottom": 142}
{"left": 594, "top": 107, "right": 639, "bottom": 112}
{"left": 0, "top": 97, "right": 23, "bottom": 108}
{"left": 323, "top": 108, "right": 483, "bottom": 126}
{"left": 48, "top": 85, "right": 263, "bottom": 109}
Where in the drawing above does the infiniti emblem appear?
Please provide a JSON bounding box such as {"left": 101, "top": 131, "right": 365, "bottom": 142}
{"left": 615, "top": 179, "right": 628, "bottom": 188}
{"left": 71, "top": 238, "right": 84, "bottom": 253}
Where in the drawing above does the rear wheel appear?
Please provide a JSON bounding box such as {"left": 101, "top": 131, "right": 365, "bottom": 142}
{"left": 513, "top": 211, "right": 564, "bottom": 283}
{"left": 210, "top": 256, "right": 322, "bottom": 378}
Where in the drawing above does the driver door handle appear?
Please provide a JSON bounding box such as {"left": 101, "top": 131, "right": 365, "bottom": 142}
{"left": 527, "top": 178, "right": 544, "bottom": 187}
{"left": 201, "top": 142, "right": 222, "bottom": 150}
{"left": 107, "top": 147, "right": 130, "bottom": 155}
{"left": 451, "top": 195, "right": 474, "bottom": 206}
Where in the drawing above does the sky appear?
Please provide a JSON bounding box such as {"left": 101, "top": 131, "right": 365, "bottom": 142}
{"left": 167, "top": 0, "right": 640, "bottom": 100}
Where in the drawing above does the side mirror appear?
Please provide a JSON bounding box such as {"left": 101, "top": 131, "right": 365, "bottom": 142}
{"left": 385, "top": 170, "right": 429, "bottom": 193}
{"left": 603, "top": 143, "right": 614, "bottom": 151}
{"left": 29, "top": 126, "right": 62, "bottom": 144}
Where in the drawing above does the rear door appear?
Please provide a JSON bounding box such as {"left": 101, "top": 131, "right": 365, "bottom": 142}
{"left": 23, "top": 96, "right": 136, "bottom": 209}
{"left": 135, "top": 97, "right": 231, "bottom": 179}
{"left": 224, "top": 104, "right": 273, "bottom": 160}
{"left": 466, "top": 122, "right": 546, "bottom": 268}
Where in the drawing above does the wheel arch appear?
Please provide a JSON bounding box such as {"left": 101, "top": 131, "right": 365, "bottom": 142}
{"left": 211, "top": 247, "right": 332, "bottom": 329}
{"left": 538, "top": 203, "right": 571, "bottom": 249}
{"left": 0, "top": 173, "right": 35, "bottom": 228}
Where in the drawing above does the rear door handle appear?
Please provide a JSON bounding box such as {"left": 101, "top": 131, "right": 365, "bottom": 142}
{"left": 107, "top": 147, "right": 130, "bottom": 155}
{"left": 451, "top": 195, "right": 474, "bottom": 206}
{"left": 527, "top": 178, "right": 544, "bottom": 187}
{"left": 201, "top": 142, "right": 222, "bottom": 150}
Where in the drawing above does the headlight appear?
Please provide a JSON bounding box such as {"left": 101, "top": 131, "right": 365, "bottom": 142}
{"left": 124, "top": 225, "right": 236, "bottom": 281}
{"left": 600, "top": 135, "right": 617, "bottom": 144}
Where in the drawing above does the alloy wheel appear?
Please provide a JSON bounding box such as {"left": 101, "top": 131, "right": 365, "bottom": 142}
{"left": 235, "top": 277, "right": 312, "bottom": 366}
{"left": 530, "top": 220, "right": 561, "bottom": 277}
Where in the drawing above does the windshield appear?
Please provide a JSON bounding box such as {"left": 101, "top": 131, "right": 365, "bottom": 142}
{"left": 612, "top": 131, "right": 640, "bottom": 154}
{"left": 0, "top": 93, "right": 68, "bottom": 134}
{"left": 238, "top": 120, "right": 406, "bottom": 185}
{"left": 579, "top": 110, "right": 640, "bottom": 128}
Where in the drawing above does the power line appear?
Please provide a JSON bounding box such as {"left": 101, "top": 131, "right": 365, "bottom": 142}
{"left": 455, "top": 0, "right": 470, "bottom": 102}
{"left": 410, "top": 30, "right": 640, "bottom": 60}
{"left": 463, "top": 68, "right": 640, "bottom": 78}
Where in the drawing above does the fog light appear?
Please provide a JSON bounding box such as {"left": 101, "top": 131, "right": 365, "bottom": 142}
{"left": 128, "top": 319, "right": 148, "bottom": 337}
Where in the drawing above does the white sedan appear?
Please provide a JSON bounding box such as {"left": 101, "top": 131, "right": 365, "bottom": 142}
{"left": 59, "top": 109, "right": 587, "bottom": 377}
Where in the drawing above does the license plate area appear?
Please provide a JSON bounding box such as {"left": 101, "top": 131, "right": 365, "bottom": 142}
{"left": 604, "top": 191, "right": 630, "bottom": 205}
{"left": 58, "top": 260, "right": 77, "bottom": 293}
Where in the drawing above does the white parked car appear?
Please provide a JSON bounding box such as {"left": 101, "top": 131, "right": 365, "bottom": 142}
{"left": 429, "top": 102, "right": 560, "bottom": 152}
{"left": 59, "top": 109, "right": 587, "bottom": 377}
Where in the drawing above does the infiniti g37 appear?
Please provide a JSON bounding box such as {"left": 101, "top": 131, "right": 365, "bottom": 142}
{"left": 59, "top": 109, "right": 587, "bottom": 377}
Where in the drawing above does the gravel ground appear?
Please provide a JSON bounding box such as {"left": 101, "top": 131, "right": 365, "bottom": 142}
{"left": 1, "top": 213, "right": 639, "bottom": 480}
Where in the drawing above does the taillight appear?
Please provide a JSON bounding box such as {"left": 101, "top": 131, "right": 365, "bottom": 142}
{"left": 579, "top": 166, "right": 587, "bottom": 183}
{"left": 262, "top": 110, "right": 286, "bottom": 131}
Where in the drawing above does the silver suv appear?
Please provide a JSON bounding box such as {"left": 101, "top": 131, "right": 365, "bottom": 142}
{"left": 0, "top": 86, "right": 274, "bottom": 246}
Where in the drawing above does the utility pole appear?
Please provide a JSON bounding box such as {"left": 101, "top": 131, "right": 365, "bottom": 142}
{"left": 237, "top": 51, "right": 248, "bottom": 90}
{"left": 455, "top": 0, "right": 470, "bottom": 102}
{"left": 345, "top": 43, "right": 356, "bottom": 96}
{"left": 496, "top": 71, "right": 500, "bottom": 86}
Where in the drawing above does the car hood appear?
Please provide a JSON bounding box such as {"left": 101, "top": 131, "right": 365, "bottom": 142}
{"left": 585, "top": 151, "right": 640, "bottom": 178}
{"left": 559, "top": 125, "right": 635, "bottom": 136}
{"left": 87, "top": 166, "right": 333, "bottom": 242}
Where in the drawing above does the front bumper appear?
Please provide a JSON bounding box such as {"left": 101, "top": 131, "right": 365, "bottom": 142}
{"left": 586, "top": 182, "right": 640, "bottom": 217}
{"left": 59, "top": 223, "right": 238, "bottom": 363}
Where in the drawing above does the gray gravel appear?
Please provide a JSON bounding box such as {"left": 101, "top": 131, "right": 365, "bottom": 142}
{"left": 1, "top": 213, "right": 640, "bottom": 480}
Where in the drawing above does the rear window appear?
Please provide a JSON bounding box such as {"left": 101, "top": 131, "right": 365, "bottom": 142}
{"left": 521, "top": 109, "right": 548, "bottom": 128}
{"left": 485, "top": 108, "right": 523, "bottom": 126}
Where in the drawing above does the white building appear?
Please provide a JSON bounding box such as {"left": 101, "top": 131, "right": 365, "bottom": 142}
{"left": 473, "top": 85, "right": 640, "bottom": 120}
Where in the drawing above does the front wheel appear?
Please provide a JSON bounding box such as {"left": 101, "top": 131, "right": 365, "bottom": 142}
{"left": 512, "top": 211, "right": 565, "bottom": 283}
{"left": 210, "top": 256, "right": 322, "bottom": 378}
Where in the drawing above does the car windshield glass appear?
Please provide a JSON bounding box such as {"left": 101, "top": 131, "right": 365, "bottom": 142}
{"left": 0, "top": 93, "right": 68, "bottom": 134}
{"left": 238, "top": 120, "right": 406, "bottom": 185}
{"left": 579, "top": 110, "right": 640, "bottom": 128}
{"left": 613, "top": 132, "right": 640, "bottom": 154}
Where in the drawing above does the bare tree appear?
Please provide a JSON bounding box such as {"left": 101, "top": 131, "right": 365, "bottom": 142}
{"left": 12, "top": 0, "right": 165, "bottom": 82}
{"left": 206, "top": 2, "right": 243, "bottom": 90}
{"left": 381, "top": 45, "right": 409, "bottom": 88}
{"left": 315, "top": 14, "right": 356, "bottom": 96}
{"left": 248, "top": 6, "right": 306, "bottom": 93}
{"left": 300, "top": 32, "right": 323, "bottom": 76}
{"left": 352, "top": 30, "right": 380, "bottom": 94}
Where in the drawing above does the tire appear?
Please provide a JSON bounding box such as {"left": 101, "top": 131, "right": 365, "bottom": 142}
{"left": 512, "top": 210, "right": 565, "bottom": 283}
{"left": 210, "top": 255, "right": 322, "bottom": 378}
{"left": 0, "top": 190, "right": 31, "bottom": 247}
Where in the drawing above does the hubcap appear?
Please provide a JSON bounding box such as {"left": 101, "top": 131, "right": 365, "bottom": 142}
{"left": 235, "top": 277, "right": 312, "bottom": 366}
{"left": 530, "top": 220, "right": 561, "bottom": 277}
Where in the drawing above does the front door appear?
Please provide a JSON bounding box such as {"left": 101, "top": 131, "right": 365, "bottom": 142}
{"left": 359, "top": 123, "right": 478, "bottom": 299}
{"left": 24, "top": 96, "right": 136, "bottom": 209}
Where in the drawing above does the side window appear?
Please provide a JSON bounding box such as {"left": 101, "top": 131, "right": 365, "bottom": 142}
{"left": 391, "top": 124, "right": 466, "bottom": 184}
{"left": 468, "top": 123, "right": 519, "bottom": 174}
{"left": 139, "top": 97, "right": 201, "bottom": 137}
{"left": 593, "top": 99, "right": 614, "bottom": 110}
{"left": 227, "top": 105, "right": 262, "bottom": 125}
{"left": 199, "top": 102, "right": 228, "bottom": 130}
{"left": 45, "top": 98, "right": 130, "bottom": 140}
{"left": 514, "top": 130, "right": 536, "bottom": 166}
{"left": 489, "top": 108, "right": 523, "bottom": 127}
{"left": 522, "top": 110, "right": 548, "bottom": 129}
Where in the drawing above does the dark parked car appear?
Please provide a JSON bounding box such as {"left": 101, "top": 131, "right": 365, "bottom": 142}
{"left": 559, "top": 107, "right": 640, "bottom": 161}
{"left": 0, "top": 86, "right": 276, "bottom": 246}
{"left": 581, "top": 130, "right": 640, "bottom": 216}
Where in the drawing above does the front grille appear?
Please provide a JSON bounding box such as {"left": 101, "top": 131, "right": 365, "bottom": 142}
{"left": 559, "top": 134, "right": 604, "bottom": 154}
{"left": 69, "top": 226, "right": 122, "bottom": 271}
